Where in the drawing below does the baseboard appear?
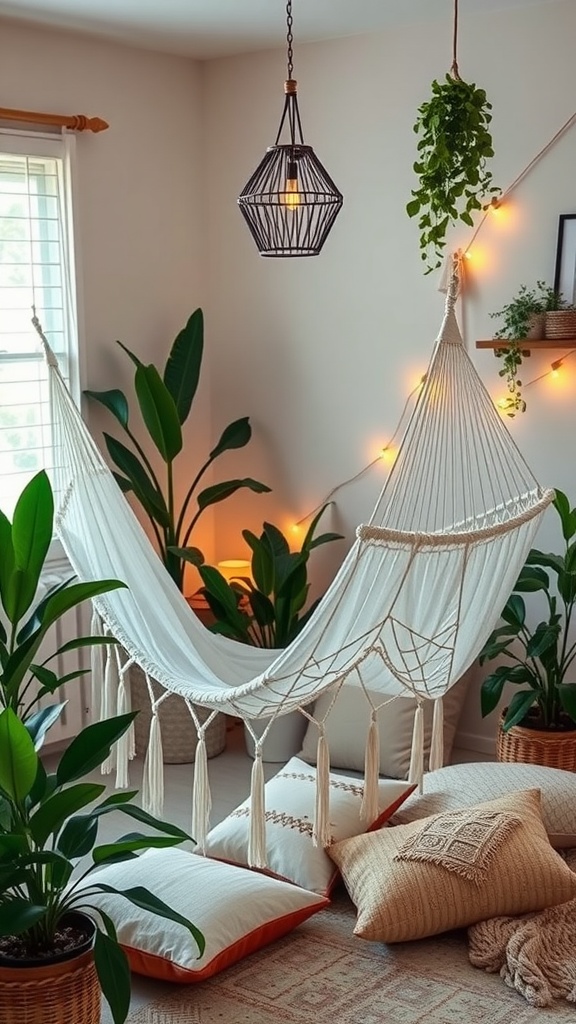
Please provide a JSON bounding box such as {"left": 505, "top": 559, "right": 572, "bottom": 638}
{"left": 453, "top": 730, "right": 497, "bottom": 757}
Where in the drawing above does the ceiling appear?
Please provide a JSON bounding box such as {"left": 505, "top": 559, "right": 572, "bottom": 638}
{"left": 0, "top": 0, "right": 557, "bottom": 59}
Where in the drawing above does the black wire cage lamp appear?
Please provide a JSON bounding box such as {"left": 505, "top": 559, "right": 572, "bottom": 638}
{"left": 237, "top": 0, "right": 343, "bottom": 258}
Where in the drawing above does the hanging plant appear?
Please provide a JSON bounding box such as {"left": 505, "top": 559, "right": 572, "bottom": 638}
{"left": 406, "top": 0, "right": 501, "bottom": 273}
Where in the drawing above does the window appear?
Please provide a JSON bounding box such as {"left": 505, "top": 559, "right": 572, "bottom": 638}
{"left": 0, "top": 131, "right": 79, "bottom": 518}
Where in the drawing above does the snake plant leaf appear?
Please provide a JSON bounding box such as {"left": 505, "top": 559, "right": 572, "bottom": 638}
{"left": 210, "top": 417, "right": 252, "bottom": 459}
{"left": 0, "top": 709, "right": 38, "bottom": 802}
{"left": 163, "top": 308, "right": 204, "bottom": 424}
{"left": 135, "top": 364, "right": 182, "bottom": 462}
{"left": 84, "top": 389, "right": 129, "bottom": 430}
{"left": 5, "top": 471, "right": 53, "bottom": 625}
{"left": 104, "top": 434, "right": 170, "bottom": 527}
{"left": 197, "top": 478, "right": 271, "bottom": 511}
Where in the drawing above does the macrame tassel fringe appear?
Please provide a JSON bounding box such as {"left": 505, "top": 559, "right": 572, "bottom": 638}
{"left": 313, "top": 725, "right": 331, "bottom": 848}
{"left": 90, "top": 611, "right": 104, "bottom": 723}
{"left": 429, "top": 697, "right": 445, "bottom": 773}
{"left": 142, "top": 712, "right": 164, "bottom": 818}
{"left": 101, "top": 645, "right": 119, "bottom": 775}
{"left": 360, "top": 709, "right": 380, "bottom": 824}
{"left": 408, "top": 702, "right": 425, "bottom": 793}
{"left": 191, "top": 731, "right": 211, "bottom": 854}
{"left": 248, "top": 747, "right": 267, "bottom": 869}
{"left": 114, "top": 671, "right": 131, "bottom": 789}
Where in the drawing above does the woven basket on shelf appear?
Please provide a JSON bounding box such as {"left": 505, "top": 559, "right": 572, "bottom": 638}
{"left": 0, "top": 944, "right": 100, "bottom": 1024}
{"left": 130, "top": 665, "right": 227, "bottom": 764}
{"left": 544, "top": 310, "right": 576, "bottom": 339}
{"left": 497, "top": 713, "right": 576, "bottom": 772}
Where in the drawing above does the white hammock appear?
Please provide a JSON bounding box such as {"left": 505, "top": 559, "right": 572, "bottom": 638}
{"left": 43, "top": 264, "right": 552, "bottom": 860}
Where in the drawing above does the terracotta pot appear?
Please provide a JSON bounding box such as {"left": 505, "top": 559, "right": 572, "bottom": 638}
{"left": 0, "top": 912, "right": 100, "bottom": 1024}
{"left": 497, "top": 710, "right": 576, "bottom": 772}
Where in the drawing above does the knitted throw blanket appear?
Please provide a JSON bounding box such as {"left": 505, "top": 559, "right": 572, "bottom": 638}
{"left": 468, "top": 898, "right": 576, "bottom": 1007}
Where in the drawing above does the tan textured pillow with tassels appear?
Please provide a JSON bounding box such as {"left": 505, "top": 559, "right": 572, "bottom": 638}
{"left": 327, "top": 789, "right": 576, "bottom": 943}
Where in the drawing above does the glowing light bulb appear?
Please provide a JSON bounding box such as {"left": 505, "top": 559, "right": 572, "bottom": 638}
{"left": 291, "top": 523, "right": 301, "bottom": 536}
{"left": 489, "top": 197, "right": 502, "bottom": 214}
{"left": 281, "top": 160, "right": 301, "bottom": 210}
{"left": 551, "top": 359, "right": 563, "bottom": 378}
{"left": 380, "top": 446, "right": 396, "bottom": 463}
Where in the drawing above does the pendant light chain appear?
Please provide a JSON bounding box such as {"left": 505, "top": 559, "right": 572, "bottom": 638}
{"left": 286, "top": 0, "right": 294, "bottom": 79}
{"left": 451, "top": 0, "right": 461, "bottom": 80}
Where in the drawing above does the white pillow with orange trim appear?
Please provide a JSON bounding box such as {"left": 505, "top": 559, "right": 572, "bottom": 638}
{"left": 79, "top": 847, "right": 328, "bottom": 982}
{"left": 202, "top": 755, "right": 415, "bottom": 896}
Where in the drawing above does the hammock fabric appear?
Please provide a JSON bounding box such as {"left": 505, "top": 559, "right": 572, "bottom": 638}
{"left": 43, "top": 260, "right": 553, "bottom": 862}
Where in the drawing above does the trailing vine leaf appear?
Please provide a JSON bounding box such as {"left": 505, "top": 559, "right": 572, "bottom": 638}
{"left": 407, "top": 73, "right": 501, "bottom": 273}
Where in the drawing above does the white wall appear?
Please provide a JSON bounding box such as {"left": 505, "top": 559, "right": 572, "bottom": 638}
{"left": 202, "top": 0, "right": 576, "bottom": 752}
{"left": 0, "top": 20, "right": 215, "bottom": 573}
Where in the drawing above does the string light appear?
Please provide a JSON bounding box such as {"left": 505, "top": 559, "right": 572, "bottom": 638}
{"left": 495, "top": 349, "right": 576, "bottom": 411}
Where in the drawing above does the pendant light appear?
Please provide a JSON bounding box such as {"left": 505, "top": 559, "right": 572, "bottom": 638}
{"left": 237, "top": 0, "right": 343, "bottom": 257}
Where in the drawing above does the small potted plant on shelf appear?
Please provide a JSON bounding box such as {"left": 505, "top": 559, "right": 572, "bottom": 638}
{"left": 489, "top": 281, "right": 561, "bottom": 417}
{"left": 0, "top": 471, "right": 205, "bottom": 1024}
{"left": 199, "top": 503, "right": 344, "bottom": 760}
{"left": 479, "top": 489, "right": 576, "bottom": 771}
{"left": 85, "top": 308, "right": 271, "bottom": 764}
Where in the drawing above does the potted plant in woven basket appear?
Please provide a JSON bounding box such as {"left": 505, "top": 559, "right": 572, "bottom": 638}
{"left": 479, "top": 489, "right": 576, "bottom": 771}
{"left": 85, "top": 308, "right": 271, "bottom": 764}
{"left": 0, "top": 472, "right": 205, "bottom": 1024}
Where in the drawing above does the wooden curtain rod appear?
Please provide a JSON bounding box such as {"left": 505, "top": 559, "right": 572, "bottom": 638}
{"left": 0, "top": 107, "right": 108, "bottom": 133}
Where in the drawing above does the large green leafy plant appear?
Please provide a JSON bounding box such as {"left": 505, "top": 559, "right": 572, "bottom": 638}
{"left": 480, "top": 490, "right": 576, "bottom": 732}
{"left": 0, "top": 472, "right": 204, "bottom": 1023}
{"left": 85, "top": 308, "right": 270, "bottom": 591}
{"left": 407, "top": 73, "right": 500, "bottom": 273}
{"left": 199, "top": 504, "right": 343, "bottom": 648}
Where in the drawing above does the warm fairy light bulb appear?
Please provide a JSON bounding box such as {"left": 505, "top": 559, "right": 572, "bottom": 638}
{"left": 489, "top": 197, "right": 502, "bottom": 214}
{"left": 496, "top": 397, "right": 511, "bottom": 410}
{"left": 291, "top": 523, "right": 301, "bottom": 535}
{"left": 282, "top": 160, "right": 301, "bottom": 210}
{"left": 380, "top": 446, "right": 396, "bottom": 463}
{"left": 551, "top": 359, "right": 563, "bottom": 378}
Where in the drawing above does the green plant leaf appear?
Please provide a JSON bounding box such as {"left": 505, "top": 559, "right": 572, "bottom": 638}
{"left": 502, "top": 690, "right": 540, "bottom": 730}
{"left": 29, "top": 783, "right": 106, "bottom": 846}
{"left": 84, "top": 389, "right": 129, "bottom": 429}
{"left": 242, "top": 530, "right": 274, "bottom": 595}
{"left": 57, "top": 713, "right": 137, "bottom": 785}
{"left": 92, "top": 834, "right": 186, "bottom": 863}
{"left": 104, "top": 434, "right": 170, "bottom": 527}
{"left": 54, "top": 635, "right": 118, "bottom": 657}
{"left": 553, "top": 489, "right": 573, "bottom": 540}
{"left": 525, "top": 621, "right": 560, "bottom": 660}
{"left": 196, "top": 478, "right": 271, "bottom": 511}
{"left": 198, "top": 566, "right": 243, "bottom": 621}
{"left": 0, "top": 508, "right": 15, "bottom": 619}
{"left": 558, "top": 569, "right": 576, "bottom": 605}
{"left": 93, "top": 927, "right": 131, "bottom": 1024}
{"left": 135, "top": 364, "right": 182, "bottom": 462}
{"left": 16, "top": 576, "right": 74, "bottom": 644}
{"left": 514, "top": 566, "right": 549, "bottom": 592}
{"left": 525, "top": 549, "right": 564, "bottom": 574}
{"left": 43, "top": 580, "right": 127, "bottom": 633}
{"left": 0, "top": 709, "right": 38, "bottom": 802}
{"left": 25, "top": 703, "right": 67, "bottom": 750}
{"left": 0, "top": 899, "right": 46, "bottom": 937}
{"left": 167, "top": 546, "right": 204, "bottom": 567}
{"left": 93, "top": 884, "right": 205, "bottom": 957}
{"left": 558, "top": 684, "right": 576, "bottom": 725}
{"left": 163, "top": 308, "right": 204, "bottom": 424}
{"left": 480, "top": 670, "right": 508, "bottom": 717}
{"left": 210, "top": 417, "right": 252, "bottom": 458}
{"left": 116, "top": 339, "right": 144, "bottom": 369}
{"left": 5, "top": 470, "right": 53, "bottom": 624}
{"left": 57, "top": 814, "right": 100, "bottom": 859}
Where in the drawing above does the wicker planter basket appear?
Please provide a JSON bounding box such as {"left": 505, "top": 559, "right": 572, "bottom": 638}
{"left": 545, "top": 310, "right": 576, "bottom": 340}
{"left": 0, "top": 928, "right": 100, "bottom": 1024}
{"left": 131, "top": 665, "right": 227, "bottom": 764}
{"left": 497, "top": 714, "right": 576, "bottom": 772}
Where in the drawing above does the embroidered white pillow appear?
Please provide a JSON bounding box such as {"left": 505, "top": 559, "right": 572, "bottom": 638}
{"left": 390, "top": 761, "right": 576, "bottom": 848}
{"left": 76, "top": 847, "right": 328, "bottom": 982}
{"left": 202, "top": 755, "right": 415, "bottom": 895}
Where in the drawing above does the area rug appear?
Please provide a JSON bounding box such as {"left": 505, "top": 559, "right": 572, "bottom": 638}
{"left": 104, "top": 891, "right": 576, "bottom": 1024}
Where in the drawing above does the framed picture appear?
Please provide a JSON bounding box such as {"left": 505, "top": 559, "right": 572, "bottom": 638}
{"left": 554, "top": 214, "right": 576, "bottom": 304}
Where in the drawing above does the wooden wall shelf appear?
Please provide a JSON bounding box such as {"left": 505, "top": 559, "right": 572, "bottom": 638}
{"left": 476, "top": 339, "right": 576, "bottom": 350}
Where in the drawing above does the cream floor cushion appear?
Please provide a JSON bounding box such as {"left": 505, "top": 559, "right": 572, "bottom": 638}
{"left": 391, "top": 761, "right": 576, "bottom": 847}
{"left": 299, "top": 671, "right": 472, "bottom": 779}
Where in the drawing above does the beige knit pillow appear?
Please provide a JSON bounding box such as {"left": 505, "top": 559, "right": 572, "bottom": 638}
{"left": 327, "top": 789, "right": 576, "bottom": 943}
